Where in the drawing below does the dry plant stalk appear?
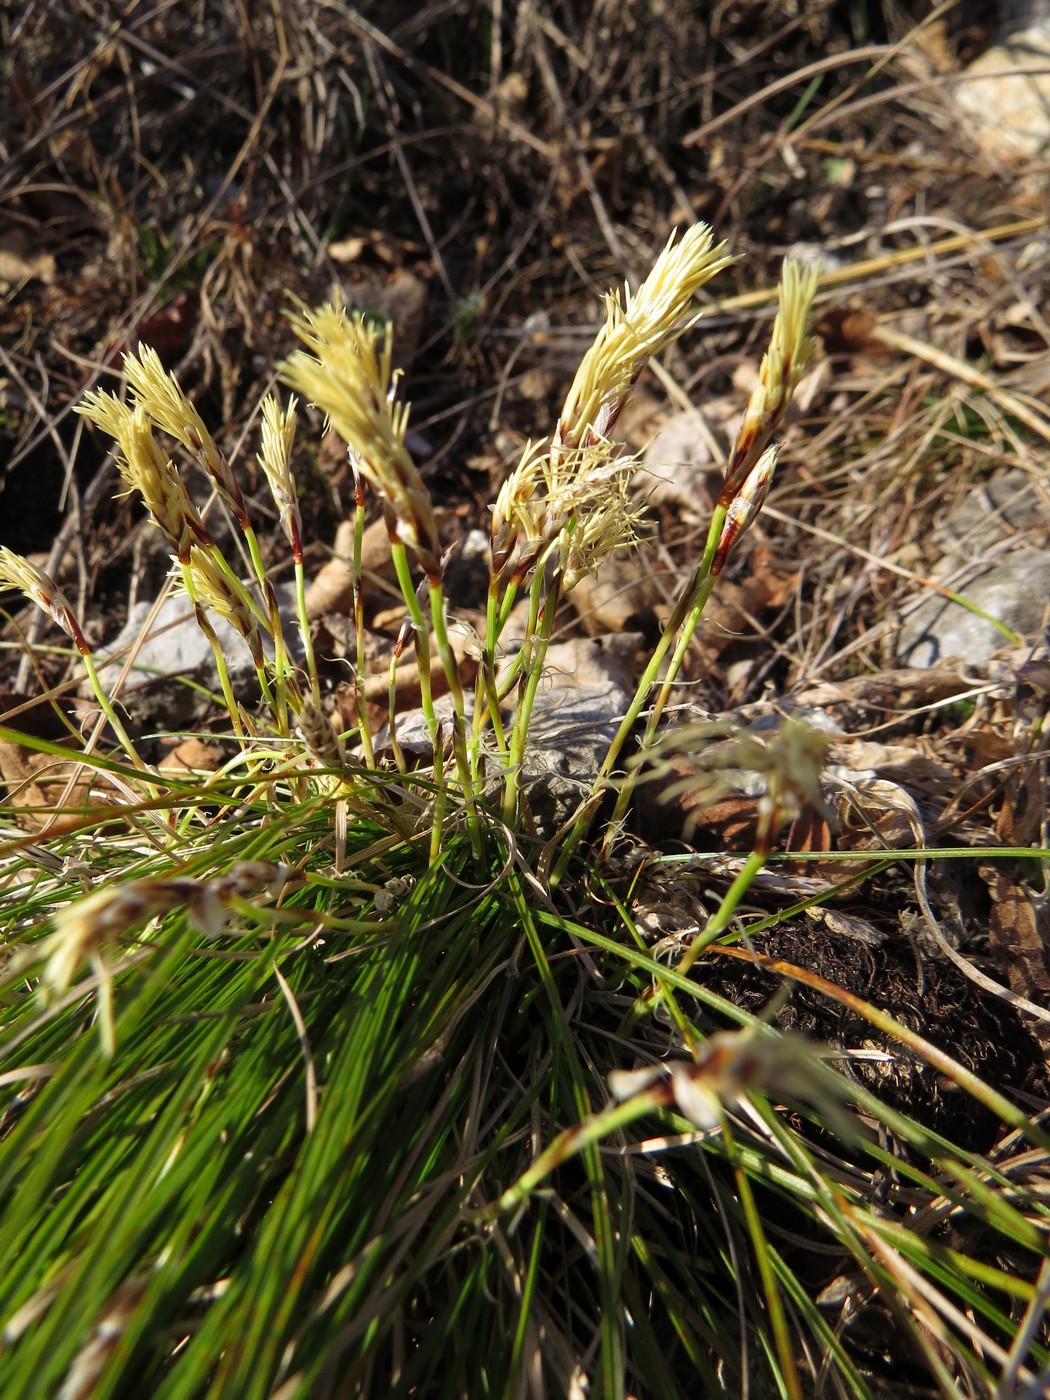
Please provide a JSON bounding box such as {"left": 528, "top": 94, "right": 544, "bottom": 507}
{"left": 609, "top": 1022, "right": 855, "bottom": 1142}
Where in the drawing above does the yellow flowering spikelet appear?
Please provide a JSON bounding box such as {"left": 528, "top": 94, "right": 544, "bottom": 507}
{"left": 279, "top": 303, "right": 442, "bottom": 580}
{"left": 721, "top": 257, "right": 820, "bottom": 505}
{"left": 77, "top": 392, "right": 211, "bottom": 563}
{"left": 492, "top": 225, "right": 733, "bottom": 584}
{"left": 121, "top": 344, "right": 249, "bottom": 526}
{"left": 557, "top": 224, "right": 734, "bottom": 452}
{"left": 257, "top": 393, "right": 301, "bottom": 555}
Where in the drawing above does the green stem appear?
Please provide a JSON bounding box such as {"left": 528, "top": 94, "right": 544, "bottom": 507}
{"left": 618, "top": 848, "right": 766, "bottom": 1038}
{"left": 474, "top": 575, "right": 510, "bottom": 766}
{"left": 241, "top": 523, "right": 291, "bottom": 736}
{"left": 677, "top": 848, "right": 766, "bottom": 975}
{"left": 180, "top": 564, "right": 248, "bottom": 745}
{"left": 78, "top": 650, "right": 157, "bottom": 790}
{"left": 477, "top": 1089, "right": 665, "bottom": 1220}
{"left": 293, "top": 559, "right": 321, "bottom": 714}
{"left": 501, "top": 572, "right": 559, "bottom": 825}
{"left": 386, "top": 652, "right": 406, "bottom": 774}
{"left": 727, "top": 1120, "right": 804, "bottom": 1400}
{"left": 390, "top": 542, "right": 437, "bottom": 751}
{"left": 428, "top": 579, "right": 482, "bottom": 858}
{"left": 350, "top": 486, "right": 376, "bottom": 767}
{"left": 551, "top": 505, "right": 728, "bottom": 883}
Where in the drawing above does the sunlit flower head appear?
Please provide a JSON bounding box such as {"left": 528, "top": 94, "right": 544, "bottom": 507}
{"left": 721, "top": 257, "right": 819, "bottom": 505}
{"left": 279, "top": 302, "right": 442, "bottom": 581}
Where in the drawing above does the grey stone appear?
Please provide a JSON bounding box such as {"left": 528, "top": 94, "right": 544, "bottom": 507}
{"left": 941, "top": 468, "right": 1048, "bottom": 558}
{"left": 953, "top": 16, "right": 1050, "bottom": 161}
{"left": 640, "top": 408, "right": 720, "bottom": 512}
{"left": 374, "top": 635, "right": 639, "bottom": 833}
{"left": 517, "top": 635, "right": 641, "bottom": 834}
{"left": 90, "top": 581, "right": 301, "bottom": 726}
{"left": 897, "top": 546, "right": 1050, "bottom": 667}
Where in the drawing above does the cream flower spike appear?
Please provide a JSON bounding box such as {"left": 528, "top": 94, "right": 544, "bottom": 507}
{"left": 121, "top": 344, "right": 249, "bottom": 525}
{"left": 491, "top": 225, "right": 733, "bottom": 584}
{"left": 77, "top": 393, "right": 211, "bottom": 563}
{"left": 257, "top": 393, "right": 301, "bottom": 553}
{"left": 557, "top": 224, "right": 734, "bottom": 453}
{"left": 279, "top": 302, "right": 442, "bottom": 581}
{"left": 721, "top": 257, "right": 820, "bottom": 505}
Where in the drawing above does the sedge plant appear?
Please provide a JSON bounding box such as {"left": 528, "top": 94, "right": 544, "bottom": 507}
{"left": 0, "top": 226, "right": 1047, "bottom": 1398}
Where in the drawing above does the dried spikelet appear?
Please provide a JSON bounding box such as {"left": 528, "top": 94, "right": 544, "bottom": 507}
{"left": 121, "top": 344, "right": 249, "bottom": 525}
{"left": 40, "top": 862, "right": 288, "bottom": 1051}
{"left": 77, "top": 394, "right": 211, "bottom": 563}
{"left": 711, "top": 444, "right": 779, "bottom": 574}
{"left": 720, "top": 258, "right": 820, "bottom": 506}
{"left": 557, "top": 224, "right": 734, "bottom": 453}
{"left": 609, "top": 1025, "right": 856, "bottom": 1141}
{"left": 639, "top": 714, "right": 831, "bottom": 853}
{"left": 278, "top": 303, "right": 442, "bottom": 580}
{"left": 41, "top": 883, "right": 182, "bottom": 999}
{"left": 490, "top": 440, "right": 544, "bottom": 576}
{"left": 187, "top": 860, "right": 289, "bottom": 938}
{"left": 295, "top": 696, "right": 344, "bottom": 766}
{"left": 257, "top": 394, "right": 301, "bottom": 556}
{"left": 184, "top": 546, "right": 264, "bottom": 665}
{"left": 0, "top": 548, "right": 87, "bottom": 650}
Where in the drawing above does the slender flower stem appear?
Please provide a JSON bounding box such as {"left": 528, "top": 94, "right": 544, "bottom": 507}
{"left": 389, "top": 542, "right": 482, "bottom": 862}
{"left": 348, "top": 473, "right": 376, "bottom": 767}
{"left": 386, "top": 652, "right": 406, "bottom": 775}
{"left": 179, "top": 564, "right": 248, "bottom": 744}
{"left": 623, "top": 847, "right": 767, "bottom": 1030}
{"left": 427, "top": 579, "right": 482, "bottom": 856}
{"left": 390, "top": 540, "right": 437, "bottom": 750}
{"left": 292, "top": 557, "right": 319, "bottom": 709}
{"left": 676, "top": 848, "right": 766, "bottom": 974}
{"left": 550, "top": 510, "right": 726, "bottom": 882}
{"left": 474, "top": 1087, "right": 671, "bottom": 1220}
{"left": 78, "top": 649, "right": 153, "bottom": 782}
{"left": 427, "top": 582, "right": 466, "bottom": 719}
{"left": 502, "top": 573, "right": 561, "bottom": 825}
{"left": 474, "top": 575, "right": 509, "bottom": 771}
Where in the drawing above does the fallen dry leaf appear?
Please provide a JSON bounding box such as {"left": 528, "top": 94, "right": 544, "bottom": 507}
{"left": 0, "top": 229, "right": 56, "bottom": 290}
{"left": 305, "top": 517, "right": 400, "bottom": 619}
{"left": 982, "top": 866, "right": 1050, "bottom": 1007}
{"left": 0, "top": 691, "right": 106, "bottom": 834}
{"left": 569, "top": 553, "right": 664, "bottom": 635}
{"left": 157, "top": 737, "right": 224, "bottom": 777}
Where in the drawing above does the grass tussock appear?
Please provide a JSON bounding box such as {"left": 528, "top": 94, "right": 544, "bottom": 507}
{"left": 2, "top": 4, "right": 1050, "bottom": 1398}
